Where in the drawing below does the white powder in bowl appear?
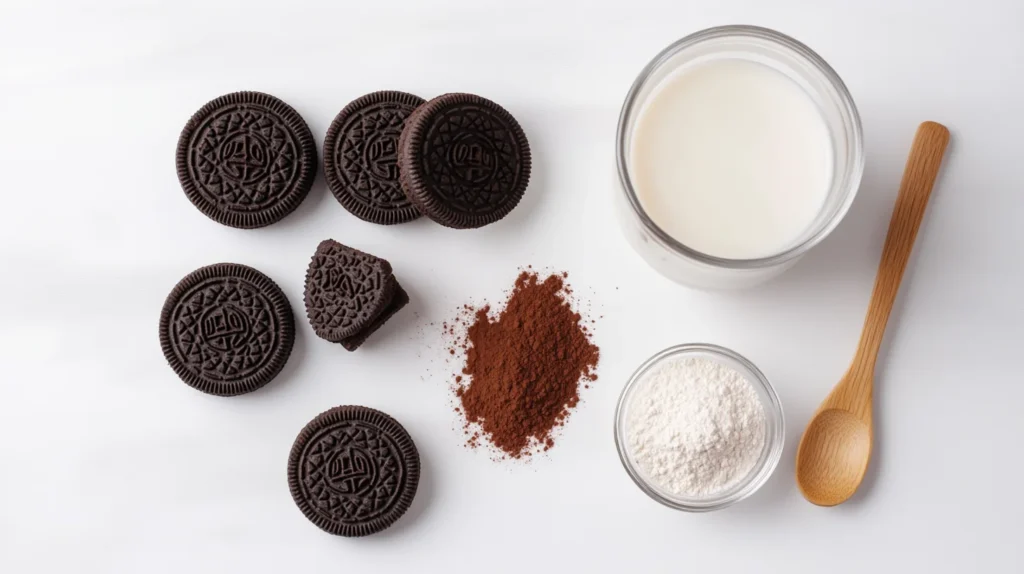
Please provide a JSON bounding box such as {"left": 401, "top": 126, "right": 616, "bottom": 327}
{"left": 626, "top": 355, "right": 766, "bottom": 498}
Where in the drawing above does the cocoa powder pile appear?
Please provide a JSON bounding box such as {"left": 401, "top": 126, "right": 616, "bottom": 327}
{"left": 450, "top": 270, "right": 599, "bottom": 458}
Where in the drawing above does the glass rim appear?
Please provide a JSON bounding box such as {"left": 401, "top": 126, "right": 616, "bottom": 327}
{"left": 615, "top": 24, "right": 864, "bottom": 269}
{"left": 613, "top": 343, "right": 785, "bottom": 512}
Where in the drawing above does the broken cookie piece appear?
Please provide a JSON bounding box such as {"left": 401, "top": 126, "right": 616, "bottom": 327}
{"left": 303, "top": 239, "right": 408, "bottom": 351}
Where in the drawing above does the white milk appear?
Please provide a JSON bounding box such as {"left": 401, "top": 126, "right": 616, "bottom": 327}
{"left": 630, "top": 58, "right": 833, "bottom": 259}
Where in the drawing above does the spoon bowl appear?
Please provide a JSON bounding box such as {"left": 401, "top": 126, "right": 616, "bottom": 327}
{"left": 796, "top": 409, "right": 871, "bottom": 506}
{"left": 795, "top": 121, "right": 950, "bottom": 506}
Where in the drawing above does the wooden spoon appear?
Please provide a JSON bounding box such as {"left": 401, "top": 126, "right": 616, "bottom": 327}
{"left": 796, "top": 121, "right": 950, "bottom": 506}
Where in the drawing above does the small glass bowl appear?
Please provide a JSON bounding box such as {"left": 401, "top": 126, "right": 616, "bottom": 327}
{"left": 614, "top": 343, "right": 785, "bottom": 512}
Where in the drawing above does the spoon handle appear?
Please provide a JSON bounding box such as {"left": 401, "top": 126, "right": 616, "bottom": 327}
{"left": 849, "top": 122, "right": 950, "bottom": 379}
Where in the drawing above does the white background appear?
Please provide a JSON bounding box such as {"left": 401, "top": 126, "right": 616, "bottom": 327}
{"left": 2, "top": 0, "right": 1022, "bottom": 572}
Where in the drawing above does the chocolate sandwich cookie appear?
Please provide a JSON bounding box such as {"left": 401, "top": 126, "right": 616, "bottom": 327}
{"left": 159, "top": 263, "right": 295, "bottom": 396}
{"left": 398, "top": 93, "right": 531, "bottom": 229}
{"left": 176, "top": 91, "right": 317, "bottom": 228}
{"left": 303, "top": 239, "right": 408, "bottom": 351}
{"left": 324, "top": 91, "right": 426, "bottom": 225}
{"left": 288, "top": 405, "right": 420, "bottom": 537}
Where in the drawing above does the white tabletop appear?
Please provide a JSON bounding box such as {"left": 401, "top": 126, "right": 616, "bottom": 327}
{"left": 2, "top": 0, "right": 1023, "bottom": 572}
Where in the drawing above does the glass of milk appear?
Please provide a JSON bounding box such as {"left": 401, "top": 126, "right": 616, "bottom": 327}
{"left": 616, "top": 25, "right": 864, "bottom": 289}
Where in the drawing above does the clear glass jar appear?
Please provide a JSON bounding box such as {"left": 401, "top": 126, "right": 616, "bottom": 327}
{"left": 614, "top": 343, "right": 785, "bottom": 511}
{"left": 615, "top": 25, "right": 864, "bottom": 289}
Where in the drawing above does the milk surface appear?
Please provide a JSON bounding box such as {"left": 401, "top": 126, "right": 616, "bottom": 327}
{"left": 630, "top": 58, "right": 833, "bottom": 259}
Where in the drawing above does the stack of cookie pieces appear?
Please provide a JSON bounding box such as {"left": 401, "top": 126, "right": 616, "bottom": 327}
{"left": 303, "top": 239, "right": 409, "bottom": 351}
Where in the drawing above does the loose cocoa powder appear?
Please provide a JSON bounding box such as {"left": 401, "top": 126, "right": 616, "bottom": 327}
{"left": 451, "top": 271, "right": 599, "bottom": 458}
